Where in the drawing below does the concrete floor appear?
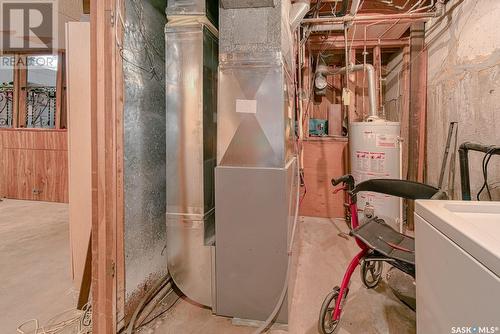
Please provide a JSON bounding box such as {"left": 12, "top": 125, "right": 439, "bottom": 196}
{"left": 140, "top": 217, "right": 415, "bottom": 334}
{"left": 0, "top": 199, "right": 415, "bottom": 333}
{"left": 0, "top": 199, "right": 76, "bottom": 333}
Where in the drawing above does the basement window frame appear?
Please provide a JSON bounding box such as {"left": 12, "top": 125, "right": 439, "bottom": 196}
{"left": 0, "top": 51, "right": 67, "bottom": 130}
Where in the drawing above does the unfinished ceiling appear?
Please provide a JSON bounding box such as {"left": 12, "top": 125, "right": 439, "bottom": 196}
{"left": 309, "top": 0, "right": 433, "bottom": 14}
{"left": 304, "top": 0, "right": 435, "bottom": 48}
{"left": 305, "top": 0, "right": 437, "bottom": 67}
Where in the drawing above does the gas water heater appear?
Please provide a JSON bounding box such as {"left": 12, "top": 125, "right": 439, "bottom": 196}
{"left": 350, "top": 121, "right": 402, "bottom": 229}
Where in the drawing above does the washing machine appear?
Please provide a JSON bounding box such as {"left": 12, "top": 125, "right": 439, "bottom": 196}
{"left": 415, "top": 200, "right": 500, "bottom": 334}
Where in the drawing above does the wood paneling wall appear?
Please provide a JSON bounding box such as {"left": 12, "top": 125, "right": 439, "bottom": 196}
{"left": 300, "top": 138, "right": 347, "bottom": 218}
{"left": 0, "top": 129, "right": 68, "bottom": 203}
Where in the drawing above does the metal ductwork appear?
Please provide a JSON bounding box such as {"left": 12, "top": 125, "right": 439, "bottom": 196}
{"left": 165, "top": 0, "right": 218, "bottom": 308}
{"left": 215, "top": 0, "right": 298, "bottom": 323}
{"left": 166, "top": 0, "right": 218, "bottom": 26}
{"left": 165, "top": 23, "right": 218, "bottom": 307}
{"left": 317, "top": 63, "right": 379, "bottom": 120}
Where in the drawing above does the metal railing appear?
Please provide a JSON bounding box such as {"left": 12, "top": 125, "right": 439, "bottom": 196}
{"left": 26, "top": 86, "right": 57, "bottom": 128}
{"left": 0, "top": 86, "right": 14, "bottom": 127}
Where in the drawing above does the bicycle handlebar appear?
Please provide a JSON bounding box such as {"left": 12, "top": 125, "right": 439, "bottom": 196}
{"left": 331, "top": 174, "right": 355, "bottom": 190}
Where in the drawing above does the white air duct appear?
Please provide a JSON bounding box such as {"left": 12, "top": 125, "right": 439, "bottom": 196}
{"left": 290, "top": 0, "right": 310, "bottom": 31}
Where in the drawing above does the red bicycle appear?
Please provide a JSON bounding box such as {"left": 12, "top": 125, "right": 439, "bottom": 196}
{"left": 318, "top": 175, "right": 442, "bottom": 334}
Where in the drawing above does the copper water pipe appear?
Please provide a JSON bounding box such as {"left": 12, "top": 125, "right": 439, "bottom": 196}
{"left": 302, "top": 9, "right": 440, "bottom": 24}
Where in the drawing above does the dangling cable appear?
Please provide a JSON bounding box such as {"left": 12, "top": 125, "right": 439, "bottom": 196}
{"left": 477, "top": 147, "right": 499, "bottom": 201}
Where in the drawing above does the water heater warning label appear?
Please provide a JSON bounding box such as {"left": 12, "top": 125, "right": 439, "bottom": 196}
{"left": 363, "top": 131, "right": 376, "bottom": 140}
{"left": 376, "top": 134, "right": 398, "bottom": 148}
{"left": 355, "top": 151, "right": 386, "bottom": 173}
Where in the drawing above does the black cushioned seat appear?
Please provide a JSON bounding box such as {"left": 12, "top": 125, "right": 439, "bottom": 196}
{"left": 352, "top": 179, "right": 439, "bottom": 200}
{"left": 348, "top": 179, "right": 440, "bottom": 278}
{"left": 352, "top": 218, "right": 415, "bottom": 265}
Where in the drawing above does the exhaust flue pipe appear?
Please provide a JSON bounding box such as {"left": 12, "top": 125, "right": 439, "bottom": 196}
{"left": 355, "top": 64, "right": 379, "bottom": 121}
{"left": 318, "top": 63, "right": 379, "bottom": 120}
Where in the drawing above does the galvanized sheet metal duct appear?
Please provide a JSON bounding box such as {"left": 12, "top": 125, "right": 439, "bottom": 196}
{"left": 166, "top": 0, "right": 218, "bottom": 26}
{"left": 218, "top": 0, "right": 295, "bottom": 168}
{"left": 215, "top": 0, "right": 297, "bottom": 323}
{"left": 165, "top": 22, "right": 218, "bottom": 307}
{"left": 219, "top": 0, "right": 295, "bottom": 74}
{"left": 217, "top": 60, "right": 295, "bottom": 168}
{"left": 123, "top": 0, "right": 168, "bottom": 302}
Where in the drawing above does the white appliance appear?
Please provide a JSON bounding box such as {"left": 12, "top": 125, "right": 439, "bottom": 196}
{"left": 350, "top": 121, "right": 401, "bottom": 229}
{"left": 415, "top": 200, "right": 500, "bottom": 334}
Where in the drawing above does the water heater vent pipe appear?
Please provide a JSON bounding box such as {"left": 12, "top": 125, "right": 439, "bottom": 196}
{"left": 317, "top": 63, "right": 380, "bottom": 120}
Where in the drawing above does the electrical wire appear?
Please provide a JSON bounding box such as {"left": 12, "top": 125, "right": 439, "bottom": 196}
{"left": 135, "top": 281, "right": 174, "bottom": 327}
{"left": 427, "top": 0, "right": 479, "bottom": 85}
{"left": 135, "top": 294, "right": 181, "bottom": 330}
{"left": 115, "top": 0, "right": 162, "bottom": 81}
{"left": 124, "top": 274, "right": 172, "bottom": 334}
{"left": 130, "top": 0, "right": 165, "bottom": 62}
{"left": 299, "top": 169, "right": 307, "bottom": 206}
{"left": 16, "top": 303, "right": 92, "bottom": 334}
{"left": 114, "top": 276, "right": 178, "bottom": 333}
{"left": 477, "top": 151, "right": 490, "bottom": 200}
{"left": 477, "top": 147, "right": 499, "bottom": 201}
